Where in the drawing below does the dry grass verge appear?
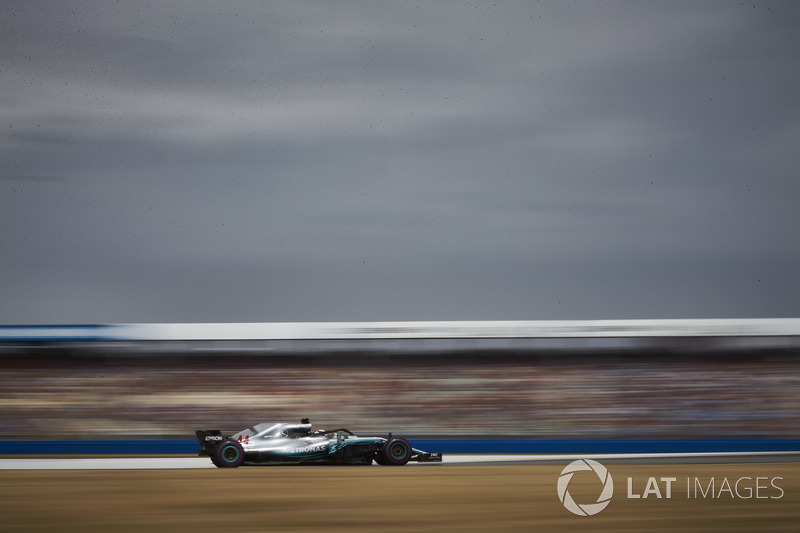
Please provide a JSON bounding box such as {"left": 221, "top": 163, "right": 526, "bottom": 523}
{"left": 1, "top": 463, "right": 797, "bottom": 532}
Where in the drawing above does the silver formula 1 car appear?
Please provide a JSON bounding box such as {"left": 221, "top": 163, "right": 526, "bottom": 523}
{"left": 196, "top": 418, "right": 442, "bottom": 468}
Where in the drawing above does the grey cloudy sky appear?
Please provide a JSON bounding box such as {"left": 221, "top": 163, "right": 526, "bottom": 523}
{"left": 2, "top": 1, "right": 799, "bottom": 324}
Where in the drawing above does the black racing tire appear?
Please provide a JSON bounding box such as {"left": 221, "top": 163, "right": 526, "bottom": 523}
{"left": 380, "top": 438, "right": 412, "bottom": 466}
{"left": 214, "top": 439, "right": 245, "bottom": 468}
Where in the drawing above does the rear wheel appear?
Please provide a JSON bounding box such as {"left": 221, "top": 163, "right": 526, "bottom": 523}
{"left": 214, "top": 440, "right": 244, "bottom": 468}
{"left": 379, "top": 438, "right": 412, "bottom": 465}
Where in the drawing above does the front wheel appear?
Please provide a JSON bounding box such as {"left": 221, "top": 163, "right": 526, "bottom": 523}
{"left": 214, "top": 440, "right": 244, "bottom": 468}
{"left": 379, "top": 438, "right": 412, "bottom": 465}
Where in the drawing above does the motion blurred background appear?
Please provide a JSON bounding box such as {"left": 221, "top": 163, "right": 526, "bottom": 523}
{"left": 3, "top": 3, "right": 800, "bottom": 447}
{"left": 2, "top": 322, "right": 798, "bottom": 440}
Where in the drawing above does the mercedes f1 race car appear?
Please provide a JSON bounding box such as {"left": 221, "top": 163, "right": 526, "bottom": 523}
{"left": 196, "top": 419, "right": 442, "bottom": 468}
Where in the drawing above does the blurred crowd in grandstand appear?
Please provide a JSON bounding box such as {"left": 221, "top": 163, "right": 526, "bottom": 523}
{"left": 1, "top": 345, "right": 798, "bottom": 439}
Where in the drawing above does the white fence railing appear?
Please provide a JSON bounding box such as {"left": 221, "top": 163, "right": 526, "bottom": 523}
{"left": 3, "top": 318, "right": 800, "bottom": 342}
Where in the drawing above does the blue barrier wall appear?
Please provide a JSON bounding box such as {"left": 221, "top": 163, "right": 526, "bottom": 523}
{"left": 1, "top": 439, "right": 799, "bottom": 455}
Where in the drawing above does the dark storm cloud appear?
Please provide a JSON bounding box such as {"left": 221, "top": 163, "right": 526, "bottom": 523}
{"left": 2, "top": 1, "right": 799, "bottom": 323}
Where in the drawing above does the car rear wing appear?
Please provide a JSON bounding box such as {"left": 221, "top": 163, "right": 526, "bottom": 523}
{"left": 196, "top": 429, "right": 225, "bottom": 456}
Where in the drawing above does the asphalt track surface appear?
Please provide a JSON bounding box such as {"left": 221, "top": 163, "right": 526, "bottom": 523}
{"left": 2, "top": 451, "right": 798, "bottom": 470}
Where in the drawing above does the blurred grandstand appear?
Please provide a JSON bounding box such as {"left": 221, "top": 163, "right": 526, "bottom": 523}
{"left": 1, "top": 320, "right": 799, "bottom": 439}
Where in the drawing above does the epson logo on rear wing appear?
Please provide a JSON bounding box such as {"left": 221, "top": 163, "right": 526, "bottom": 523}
{"left": 195, "top": 430, "right": 224, "bottom": 445}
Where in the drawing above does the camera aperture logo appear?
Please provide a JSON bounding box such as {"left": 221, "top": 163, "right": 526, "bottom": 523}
{"left": 557, "top": 459, "right": 614, "bottom": 516}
